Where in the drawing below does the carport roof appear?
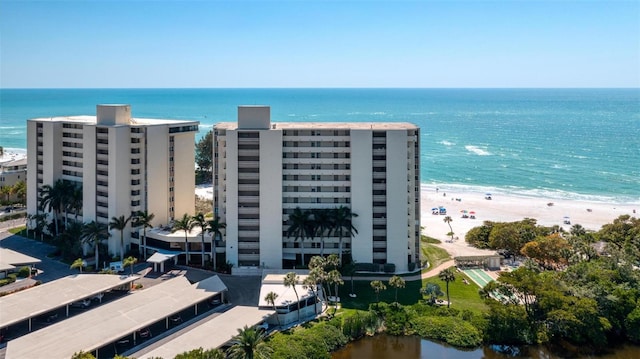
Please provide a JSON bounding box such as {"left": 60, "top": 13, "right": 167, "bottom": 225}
{"left": 0, "top": 247, "right": 41, "bottom": 266}
{"left": 0, "top": 274, "right": 138, "bottom": 329}
{"left": 5, "top": 275, "right": 226, "bottom": 359}
{"left": 136, "top": 306, "right": 273, "bottom": 359}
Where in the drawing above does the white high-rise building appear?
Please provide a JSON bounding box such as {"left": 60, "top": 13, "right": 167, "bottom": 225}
{"left": 27, "top": 104, "right": 199, "bottom": 258}
{"left": 214, "top": 106, "right": 420, "bottom": 272}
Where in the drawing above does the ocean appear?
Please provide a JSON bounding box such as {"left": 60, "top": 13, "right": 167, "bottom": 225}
{"left": 1, "top": 88, "right": 638, "bottom": 204}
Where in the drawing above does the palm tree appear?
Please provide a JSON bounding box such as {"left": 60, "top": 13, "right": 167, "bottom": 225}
{"left": 192, "top": 213, "right": 209, "bottom": 267}
{"left": 70, "top": 258, "right": 85, "bottom": 273}
{"left": 331, "top": 206, "right": 358, "bottom": 263}
{"left": 109, "top": 214, "right": 132, "bottom": 262}
{"left": 226, "top": 325, "right": 272, "bottom": 359}
{"left": 39, "top": 180, "right": 65, "bottom": 235}
{"left": 312, "top": 209, "right": 332, "bottom": 256}
{"left": 68, "top": 184, "right": 83, "bottom": 222}
{"left": 206, "top": 217, "right": 226, "bottom": 271}
{"left": 421, "top": 283, "right": 444, "bottom": 304}
{"left": 81, "top": 220, "right": 110, "bottom": 271}
{"left": 287, "top": 207, "right": 314, "bottom": 267}
{"left": 284, "top": 272, "right": 301, "bottom": 322}
{"left": 1, "top": 186, "right": 11, "bottom": 203}
{"left": 132, "top": 210, "right": 155, "bottom": 260}
{"left": 326, "top": 269, "right": 344, "bottom": 315}
{"left": 32, "top": 212, "right": 48, "bottom": 241}
{"left": 172, "top": 213, "right": 195, "bottom": 265}
{"left": 123, "top": 256, "right": 138, "bottom": 276}
{"left": 264, "top": 291, "right": 281, "bottom": 326}
{"left": 303, "top": 268, "right": 322, "bottom": 315}
{"left": 388, "top": 275, "right": 406, "bottom": 303}
{"left": 370, "top": 280, "right": 387, "bottom": 306}
{"left": 56, "top": 220, "right": 83, "bottom": 261}
{"left": 443, "top": 215, "right": 454, "bottom": 241}
{"left": 12, "top": 180, "right": 27, "bottom": 205}
{"left": 439, "top": 267, "right": 456, "bottom": 308}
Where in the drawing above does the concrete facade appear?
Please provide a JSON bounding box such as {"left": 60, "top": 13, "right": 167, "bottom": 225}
{"left": 214, "top": 106, "right": 421, "bottom": 271}
{"left": 27, "top": 105, "right": 198, "bottom": 258}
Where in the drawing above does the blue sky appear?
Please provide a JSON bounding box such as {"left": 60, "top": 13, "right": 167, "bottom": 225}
{"left": 1, "top": 1, "right": 638, "bottom": 88}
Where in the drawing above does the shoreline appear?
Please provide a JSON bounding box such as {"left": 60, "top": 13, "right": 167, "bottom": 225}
{"left": 420, "top": 184, "right": 637, "bottom": 257}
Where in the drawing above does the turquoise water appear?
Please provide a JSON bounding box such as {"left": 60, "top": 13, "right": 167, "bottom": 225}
{"left": 1, "top": 88, "right": 638, "bottom": 203}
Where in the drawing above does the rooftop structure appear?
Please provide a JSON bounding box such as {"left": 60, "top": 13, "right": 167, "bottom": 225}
{"left": 26, "top": 105, "right": 199, "bottom": 258}
{"left": 213, "top": 106, "right": 421, "bottom": 271}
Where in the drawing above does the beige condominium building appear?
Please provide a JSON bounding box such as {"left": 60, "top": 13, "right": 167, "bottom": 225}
{"left": 214, "top": 106, "right": 420, "bottom": 272}
{"left": 26, "top": 104, "right": 198, "bottom": 258}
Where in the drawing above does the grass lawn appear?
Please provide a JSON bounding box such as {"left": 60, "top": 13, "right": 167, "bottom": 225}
{"left": 340, "top": 267, "right": 488, "bottom": 314}
{"left": 422, "top": 268, "right": 488, "bottom": 314}
{"left": 8, "top": 226, "right": 26, "bottom": 235}
{"left": 421, "top": 243, "right": 450, "bottom": 270}
{"left": 339, "top": 278, "right": 422, "bottom": 310}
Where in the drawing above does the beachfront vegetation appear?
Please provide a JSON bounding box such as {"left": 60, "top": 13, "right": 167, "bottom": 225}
{"left": 0, "top": 180, "right": 26, "bottom": 206}
{"left": 464, "top": 214, "right": 640, "bottom": 349}
{"left": 195, "top": 129, "right": 213, "bottom": 185}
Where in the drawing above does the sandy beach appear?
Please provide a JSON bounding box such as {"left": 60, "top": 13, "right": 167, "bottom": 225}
{"left": 420, "top": 184, "right": 638, "bottom": 257}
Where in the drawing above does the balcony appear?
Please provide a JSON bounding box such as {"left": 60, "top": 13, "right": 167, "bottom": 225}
{"left": 282, "top": 157, "right": 350, "bottom": 165}
{"left": 238, "top": 173, "right": 260, "bottom": 180}
{"left": 238, "top": 161, "right": 260, "bottom": 168}
{"left": 238, "top": 219, "right": 260, "bottom": 226}
{"left": 238, "top": 207, "right": 259, "bottom": 215}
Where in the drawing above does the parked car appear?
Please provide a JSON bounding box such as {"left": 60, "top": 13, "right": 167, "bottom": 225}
{"left": 71, "top": 299, "right": 91, "bottom": 309}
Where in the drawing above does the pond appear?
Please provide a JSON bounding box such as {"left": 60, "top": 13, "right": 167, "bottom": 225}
{"left": 332, "top": 334, "right": 640, "bottom": 359}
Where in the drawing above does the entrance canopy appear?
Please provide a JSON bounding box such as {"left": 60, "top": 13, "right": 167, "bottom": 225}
{"left": 147, "top": 250, "right": 179, "bottom": 263}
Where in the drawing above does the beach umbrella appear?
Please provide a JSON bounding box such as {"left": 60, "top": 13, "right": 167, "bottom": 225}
{"left": 460, "top": 210, "right": 468, "bottom": 214}
{"left": 431, "top": 207, "right": 439, "bottom": 211}
{"left": 469, "top": 211, "right": 476, "bottom": 215}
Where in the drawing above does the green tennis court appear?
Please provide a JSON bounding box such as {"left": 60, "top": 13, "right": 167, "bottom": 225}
{"left": 461, "top": 268, "right": 494, "bottom": 288}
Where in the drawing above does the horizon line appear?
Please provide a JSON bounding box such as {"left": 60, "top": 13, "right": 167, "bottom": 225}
{"left": 2, "top": 87, "right": 639, "bottom": 90}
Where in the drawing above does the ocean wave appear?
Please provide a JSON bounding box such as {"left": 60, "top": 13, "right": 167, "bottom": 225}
{"left": 421, "top": 182, "right": 640, "bottom": 205}
{"left": 465, "top": 145, "right": 491, "bottom": 156}
{"left": 439, "top": 140, "right": 455, "bottom": 146}
{"left": 0, "top": 147, "right": 27, "bottom": 154}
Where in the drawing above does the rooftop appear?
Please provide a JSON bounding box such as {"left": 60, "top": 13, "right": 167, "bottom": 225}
{"left": 28, "top": 115, "right": 199, "bottom": 127}
{"left": 0, "top": 274, "right": 136, "bottom": 329}
{"left": 215, "top": 121, "right": 418, "bottom": 130}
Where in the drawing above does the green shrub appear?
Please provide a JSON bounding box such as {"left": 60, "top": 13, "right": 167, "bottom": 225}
{"left": 378, "top": 302, "right": 410, "bottom": 336}
{"left": 383, "top": 263, "right": 396, "bottom": 273}
{"left": 0, "top": 276, "right": 17, "bottom": 287}
{"left": 268, "top": 321, "right": 348, "bottom": 359}
{"left": 17, "top": 266, "right": 31, "bottom": 278}
{"left": 338, "top": 310, "right": 380, "bottom": 339}
{"left": 412, "top": 316, "right": 482, "bottom": 348}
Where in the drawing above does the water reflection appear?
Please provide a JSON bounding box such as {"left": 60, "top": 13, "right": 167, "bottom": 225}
{"left": 332, "top": 334, "right": 640, "bottom": 359}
